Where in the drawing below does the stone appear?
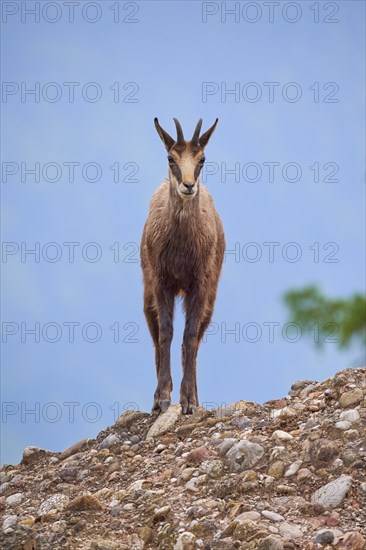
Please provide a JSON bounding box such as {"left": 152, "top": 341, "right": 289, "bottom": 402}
{"left": 233, "top": 519, "right": 266, "bottom": 541}
{"left": 38, "top": 493, "right": 69, "bottom": 515}
{"left": 268, "top": 460, "right": 285, "bottom": 479}
{"left": 59, "top": 438, "right": 90, "bottom": 460}
{"left": 261, "top": 510, "right": 284, "bottom": 522}
{"left": 236, "top": 511, "right": 261, "bottom": 521}
{"left": 335, "top": 532, "right": 365, "bottom": 549}
{"left": 335, "top": 421, "right": 352, "bottom": 430}
{"left": 2, "top": 515, "right": 17, "bottom": 532}
{"left": 225, "top": 440, "right": 265, "bottom": 472}
{"left": 271, "top": 430, "right": 294, "bottom": 442}
{"left": 219, "top": 438, "right": 237, "bottom": 456}
{"left": 22, "top": 445, "right": 49, "bottom": 464}
{"left": 309, "top": 439, "right": 338, "bottom": 467}
{"left": 153, "top": 505, "right": 171, "bottom": 522}
{"left": 339, "top": 389, "right": 363, "bottom": 409}
{"left": 147, "top": 404, "right": 181, "bottom": 438}
{"left": 137, "top": 526, "right": 154, "bottom": 544}
{"left": 186, "top": 446, "right": 210, "bottom": 465}
{"left": 199, "top": 459, "right": 224, "bottom": 478}
{"left": 311, "top": 475, "right": 353, "bottom": 508}
{"left": 257, "top": 536, "right": 284, "bottom": 550}
{"left": 279, "top": 522, "right": 303, "bottom": 538}
{"left": 284, "top": 460, "right": 302, "bottom": 477}
{"left": 66, "top": 494, "right": 103, "bottom": 512}
{"left": 98, "top": 434, "right": 121, "bottom": 449}
{"left": 5, "top": 492, "right": 23, "bottom": 505}
{"left": 339, "top": 409, "right": 360, "bottom": 423}
{"left": 313, "top": 529, "right": 335, "bottom": 545}
{"left": 174, "top": 531, "right": 196, "bottom": 550}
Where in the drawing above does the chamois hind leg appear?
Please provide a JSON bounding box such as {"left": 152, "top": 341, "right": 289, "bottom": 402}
{"left": 180, "top": 289, "right": 206, "bottom": 414}
{"left": 152, "top": 287, "right": 175, "bottom": 413}
{"left": 143, "top": 290, "right": 160, "bottom": 385}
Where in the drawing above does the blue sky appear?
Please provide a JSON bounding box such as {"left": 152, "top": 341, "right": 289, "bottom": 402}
{"left": 1, "top": 1, "right": 365, "bottom": 465}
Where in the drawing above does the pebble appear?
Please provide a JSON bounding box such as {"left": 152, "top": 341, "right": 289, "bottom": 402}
{"left": 339, "top": 389, "right": 363, "bottom": 409}
{"left": 38, "top": 493, "right": 69, "bottom": 515}
{"left": 284, "top": 460, "right": 302, "bottom": 477}
{"left": 261, "top": 510, "right": 284, "bottom": 522}
{"left": 339, "top": 409, "right": 360, "bottom": 423}
{"left": 279, "top": 522, "right": 303, "bottom": 538}
{"left": 98, "top": 434, "right": 121, "bottom": 450}
{"left": 313, "top": 529, "right": 334, "bottom": 545}
{"left": 311, "top": 475, "right": 353, "bottom": 508}
{"left": 335, "top": 421, "right": 352, "bottom": 430}
{"left": 147, "top": 404, "right": 182, "bottom": 438}
{"left": 5, "top": 492, "right": 23, "bottom": 506}
{"left": 225, "top": 440, "right": 265, "bottom": 472}
{"left": 271, "top": 430, "right": 294, "bottom": 442}
{"left": 174, "top": 531, "right": 196, "bottom": 550}
{"left": 2, "top": 514, "right": 17, "bottom": 533}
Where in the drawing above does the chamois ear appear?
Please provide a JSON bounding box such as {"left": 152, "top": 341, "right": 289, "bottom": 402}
{"left": 199, "top": 118, "right": 219, "bottom": 149}
{"left": 154, "top": 118, "right": 175, "bottom": 152}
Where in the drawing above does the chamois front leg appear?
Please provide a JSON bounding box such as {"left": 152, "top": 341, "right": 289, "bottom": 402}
{"left": 180, "top": 291, "right": 205, "bottom": 414}
{"left": 152, "top": 287, "right": 175, "bottom": 413}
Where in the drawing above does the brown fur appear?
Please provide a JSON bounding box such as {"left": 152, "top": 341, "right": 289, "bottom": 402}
{"left": 140, "top": 118, "right": 225, "bottom": 414}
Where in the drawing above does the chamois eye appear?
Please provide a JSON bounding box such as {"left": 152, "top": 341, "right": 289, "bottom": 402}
{"left": 199, "top": 157, "right": 206, "bottom": 164}
{"left": 167, "top": 155, "right": 174, "bottom": 164}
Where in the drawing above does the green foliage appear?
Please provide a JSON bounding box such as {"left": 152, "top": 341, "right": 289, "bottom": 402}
{"left": 283, "top": 285, "right": 366, "bottom": 349}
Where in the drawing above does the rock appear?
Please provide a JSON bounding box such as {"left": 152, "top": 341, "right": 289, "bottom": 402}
{"left": 199, "top": 459, "right": 224, "bottom": 478}
{"left": 268, "top": 460, "right": 285, "bottom": 479}
{"left": 38, "top": 493, "right": 69, "bottom": 514}
{"left": 271, "top": 430, "right": 294, "bottom": 442}
{"left": 297, "top": 468, "right": 312, "bottom": 482}
{"left": 2, "top": 514, "right": 17, "bottom": 533}
{"left": 66, "top": 494, "right": 103, "bottom": 511}
{"left": 309, "top": 439, "right": 338, "bottom": 467}
{"left": 339, "top": 389, "right": 363, "bottom": 409}
{"left": 313, "top": 529, "right": 335, "bottom": 545}
{"left": 225, "top": 440, "right": 265, "bottom": 472}
{"left": 335, "top": 421, "right": 352, "bottom": 430}
{"left": 98, "top": 434, "right": 121, "bottom": 449}
{"left": 279, "top": 522, "right": 303, "bottom": 538}
{"left": 59, "top": 438, "right": 90, "bottom": 460}
{"left": 339, "top": 409, "right": 360, "bottom": 423}
{"left": 261, "top": 510, "right": 284, "bottom": 522}
{"left": 115, "top": 410, "right": 147, "bottom": 429}
{"left": 2, "top": 365, "right": 365, "bottom": 550}
{"left": 219, "top": 438, "right": 237, "bottom": 456}
{"left": 233, "top": 519, "right": 267, "bottom": 541}
{"left": 335, "top": 532, "right": 366, "bottom": 549}
{"left": 284, "top": 460, "right": 302, "bottom": 477}
{"left": 59, "top": 466, "right": 78, "bottom": 481}
{"left": 186, "top": 446, "right": 210, "bottom": 465}
{"left": 137, "top": 526, "right": 154, "bottom": 544}
{"left": 257, "top": 536, "right": 284, "bottom": 550}
{"left": 147, "top": 404, "right": 181, "bottom": 438}
{"left": 174, "top": 531, "right": 196, "bottom": 550}
{"left": 153, "top": 505, "right": 171, "bottom": 522}
{"left": 311, "top": 475, "right": 353, "bottom": 508}
{"left": 236, "top": 511, "right": 261, "bottom": 521}
{"left": 5, "top": 492, "right": 23, "bottom": 505}
{"left": 22, "top": 445, "right": 49, "bottom": 464}
{"left": 90, "top": 540, "right": 121, "bottom": 550}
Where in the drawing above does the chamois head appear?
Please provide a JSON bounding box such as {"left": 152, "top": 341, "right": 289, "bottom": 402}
{"left": 154, "top": 117, "right": 218, "bottom": 200}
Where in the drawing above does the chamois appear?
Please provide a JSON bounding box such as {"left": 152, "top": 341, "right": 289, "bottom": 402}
{"left": 140, "top": 118, "right": 225, "bottom": 414}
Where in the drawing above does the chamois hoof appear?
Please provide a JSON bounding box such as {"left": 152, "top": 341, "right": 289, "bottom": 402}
{"left": 181, "top": 403, "right": 197, "bottom": 415}
{"left": 152, "top": 399, "right": 171, "bottom": 414}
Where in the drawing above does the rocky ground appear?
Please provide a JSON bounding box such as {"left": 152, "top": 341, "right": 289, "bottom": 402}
{"left": 1, "top": 367, "right": 365, "bottom": 550}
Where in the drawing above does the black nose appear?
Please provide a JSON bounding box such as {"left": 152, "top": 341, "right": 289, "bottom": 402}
{"left": 183, "top": 182, "right": 194, "bottom": 192}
